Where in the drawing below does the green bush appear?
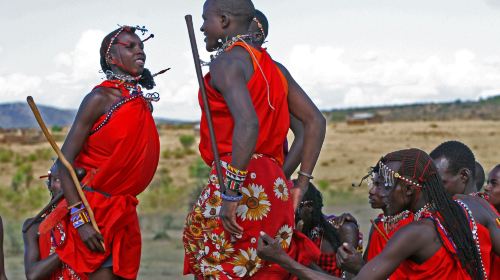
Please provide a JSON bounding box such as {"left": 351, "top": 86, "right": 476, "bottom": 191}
{"left": 11, "top": 163, "right": 34, "bottom": 191}
{"left": 51, "top": 125, "right": 63, "bottom": 133}
{"left": 0, "top": 147, "right": 14, "bottom": 163}
{"left": 189, "top": 158, "right": 210, "bottom": 185}
{"left": 179, "top": 134, "right": 195, "bottom": 151}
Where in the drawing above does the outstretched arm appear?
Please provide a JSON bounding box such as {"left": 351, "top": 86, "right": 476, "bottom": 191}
{"left": 276, "top": 62, "right": 326, "bottom": 209}
{"left": 23, "top": 219, "right": 62, "bottom": 280}
{"left": 282, "top": 114, "right": 304, "bottom": 179}
{"left": 259, "top": 222, "right": 434, "bottom": 280}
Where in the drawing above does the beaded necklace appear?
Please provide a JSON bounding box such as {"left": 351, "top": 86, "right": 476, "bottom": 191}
{"left": 455, "top": 200, "right": 488, "bottom": 280}
{"left": 103, "top": 69, "right": 141, "bottom": 85}
{"left": 414, "top": 203, "right": 432, "bottom": 221}
{"left": 381, "top": 210, "right": 411, "bottom": 233}
{"left": 90, "top": 78, "right": 159, "bottom": 135}
{"left": 201, "top": 33, "right": 275, "bottom": 111}
{"left": 201, "top": 34, "right": 254, "bottom": 66}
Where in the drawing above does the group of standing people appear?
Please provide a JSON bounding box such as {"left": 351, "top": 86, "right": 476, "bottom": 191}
{"left": 0, "top": 0, "right": 498, "bottom": 279}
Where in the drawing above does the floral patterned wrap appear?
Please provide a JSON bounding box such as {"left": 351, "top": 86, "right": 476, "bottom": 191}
{"left": 183, "top": 154, "right": 298, "bottom": 279}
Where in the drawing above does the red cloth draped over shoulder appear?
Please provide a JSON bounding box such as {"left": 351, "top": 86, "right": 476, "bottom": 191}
{"left": 55, "top": 80, "right": 160, "bottom": 279}
{"left": 198, "top": 42, "right": 290, "bottom": 166}
{"left": 365, "top": 213, "right": 413, "bottom": 279}
{"left": 39, "top": 209, "right": 88, "bottom": 280}
{"left": 396, "top": 213, "right": 472, "bottom": 280}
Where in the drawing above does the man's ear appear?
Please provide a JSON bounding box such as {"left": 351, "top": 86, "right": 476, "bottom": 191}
{"left": 220, "top": 13, "right": 230, "bottom": 29}
{"left": 106, "top": 53, "right": 115, "bottom": 66}
{"left": 459, "top": 168, "right": 472, "bottom": 184}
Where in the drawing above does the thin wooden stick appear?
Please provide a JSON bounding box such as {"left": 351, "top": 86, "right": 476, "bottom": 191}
{"left": 370, "top": 219, "right": 389, "bottom": 242}
{"left": 184, "top": 15, "right": 225, "bottom": 191}
{"left": 26, "top": 96, "right": 103, "bottom": 248}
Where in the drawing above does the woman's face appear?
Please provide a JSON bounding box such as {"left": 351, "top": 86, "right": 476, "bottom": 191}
{"left": 485, "top": 167, "right": 500, "bottom": 208}
{"left": 108, "top": 32, "right": 146, "bottom": 77}
{"left": 200, "top": 0, "right": 224, "bottom": 52}
{"left": 298, "top": 200, "right": 314, "bottom": 224}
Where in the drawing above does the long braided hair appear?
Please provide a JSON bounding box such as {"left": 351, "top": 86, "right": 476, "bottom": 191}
{"left": 380, "top": 148, "right": 484, "bottom": 279}
{"left": 99, "top": 26, "right": 156, "bottom": 90}
{"left": 297, "top": 182, "right": 342, "bottom": 250}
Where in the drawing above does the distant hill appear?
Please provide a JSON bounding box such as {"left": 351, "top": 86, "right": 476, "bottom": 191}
{"left": 325, "top": 95, "right": 500, "bottom": 122}
{"left": 1, "top": 95, "right": 499, "bottom": 128}
{"left": 0, "top": 103, "right": 76, "bottom": 129}
{"left": 0, "top": 102, "right": 196, "bottom": 129}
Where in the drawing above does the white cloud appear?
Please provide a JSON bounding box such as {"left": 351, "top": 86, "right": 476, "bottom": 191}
{"left": 484, "top": 0, "right": 500, "bottom": 8}
{"left": 284, "top": 45, "right": 500, "bottom": 109}
{"left": 51, "top": 29, "right": 106, "bottom": 83}
{"left": 0, "top": 73, "right": 43, "bottom": 102}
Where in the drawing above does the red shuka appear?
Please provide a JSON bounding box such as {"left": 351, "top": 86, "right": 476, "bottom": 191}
{"left": 396, "top": 210, "right": 479, "bottom": 280}
{"left": 365, "top": 213, "right": 414, "bottom": 279}
{"left": 55, "top": 80, "right": 160, "bottom": 279}
{"left": 38, "top": 210, "right": 87, "bottom": 280}
{"left": 198, "top": 43, "right": 289, "bottom": 166}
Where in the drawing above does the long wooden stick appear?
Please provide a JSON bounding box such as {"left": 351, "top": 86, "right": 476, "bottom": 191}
{"left": 26, "top": 96, "right": 102, "bottom": 240}
{"left": 370, "top": 219, "right": 389, "bottom": 241}
{"left": 185, "top": 15, "right": 225, "bottom": 191}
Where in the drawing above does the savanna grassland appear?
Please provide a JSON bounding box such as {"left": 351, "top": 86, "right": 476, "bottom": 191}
{"left": 1, "top": 120, "right": 499, "bottom": 279}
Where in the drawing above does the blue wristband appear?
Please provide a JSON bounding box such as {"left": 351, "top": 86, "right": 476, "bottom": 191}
{"left": 221, "top": 192, "right": 243, "bottom": 202}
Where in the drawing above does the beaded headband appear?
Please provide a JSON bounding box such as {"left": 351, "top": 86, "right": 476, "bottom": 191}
{"left": 105, "top": 25, "right": 152, "bottom": 67}
{"left": 378, "top": 161, "right": 423, "bottom": 189}
{"left": 252, "top": 17, "right": 266, "bottom": 38}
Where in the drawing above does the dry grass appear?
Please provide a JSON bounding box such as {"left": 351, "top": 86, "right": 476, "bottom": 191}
{"left": 2, "top": 120, "right": 500, "bottom": 279}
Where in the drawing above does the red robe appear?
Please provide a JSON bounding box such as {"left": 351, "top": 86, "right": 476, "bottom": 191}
{"left": 38, "top": 206, "right": 87, "bottom": 280}
{"left": 365, "top": 212, "right": 413, "bottom": 279}
{"left": 54, "top": 80, "right": 160, "bottom": 279}
{"left": 184, "top": 43, "right": 318, "bottom": 279}
{"left": 396, "top": 210, "right": 484, "bottom": 280}
{"left": 198, "top": 44, "right": 289, "bottom": 166}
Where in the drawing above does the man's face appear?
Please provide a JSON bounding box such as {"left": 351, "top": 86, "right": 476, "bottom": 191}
{"left": 433, "top": 156, "right": 465, "bottom": 195}
{"left": 201, "top": 0, "right": 224, "bottom": 51}
{"left": 368, "top": 173, "right": 389, "bottom": 209}
{"left": 485, "top": 167, "right": 500, "bottom": 208}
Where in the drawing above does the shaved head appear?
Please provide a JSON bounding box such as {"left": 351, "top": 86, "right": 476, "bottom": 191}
{"left": 212, "top": 0, "right": 255, "bottom": 27}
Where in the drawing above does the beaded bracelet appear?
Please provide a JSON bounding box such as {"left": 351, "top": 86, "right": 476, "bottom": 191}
{"left": 70, "top": 204, "right": 90, "bottom": 229}
{"left": 298, "top": 171, "right": 314, "bottom": 180}
{"left": 225, "top": 176, "right": 245, "bottom": 192}
{"left": 71, "top": 210, "right": 90, "bottom": 229}
{"left": 225, "top": 163, "right": 248, "bottom": 192}
{"left": 221, "top": 192, "right": 243, "bottom": 202}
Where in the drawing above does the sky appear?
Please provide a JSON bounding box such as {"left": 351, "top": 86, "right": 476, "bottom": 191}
{"left": 2, "top": 0, "right": 500, "bottom": 121}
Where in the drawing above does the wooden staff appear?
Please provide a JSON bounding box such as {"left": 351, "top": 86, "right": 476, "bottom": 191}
{"left": 185, "top": 15, "right": 225, "bottom": 191}
{"left": 26, "top": 96, "right": 103, "bottom": 244}
{"left": 370, "top": 219, "right": 389, "bottom": 241}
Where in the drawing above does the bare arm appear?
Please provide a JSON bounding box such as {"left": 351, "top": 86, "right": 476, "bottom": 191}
{"left": 23, "top": 219, "right": 62, "bottom": 280}
{"left": 276, "top": 62, "right": 326, "bottom": 207}
{"left": 209, "top": 48, "right": 259, "bottom": 236}
{"left": 259, "top": 222, "right": 437, "bottom": 280}
{"left": 53, "top": 89, "right": 115, "bottom": 253}
{"left": 282, "top": 114, "right": 304, "bottom": 179}
{"left": 210, "top": 50, "right": 259, "bottom": 172}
